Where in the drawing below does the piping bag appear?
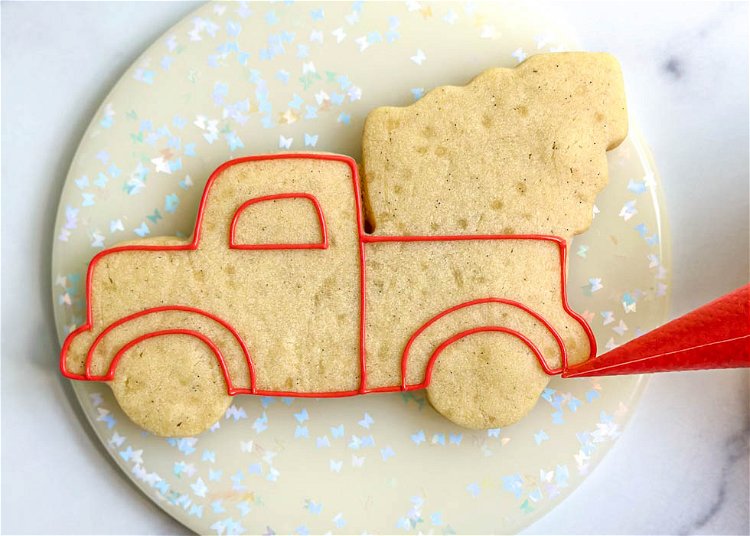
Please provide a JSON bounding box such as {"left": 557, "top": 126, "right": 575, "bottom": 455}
{"left": 563, "top": 284, "right": 750, "bottom": 378}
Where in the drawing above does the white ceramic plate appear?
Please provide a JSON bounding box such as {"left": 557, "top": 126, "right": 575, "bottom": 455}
{"left": 52, "top": 2, "right": 670, "bottom": 534}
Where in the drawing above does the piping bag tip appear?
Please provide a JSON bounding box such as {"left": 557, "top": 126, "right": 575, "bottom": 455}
{"left": 562, "top": 284, "right": 750, "bottom": 379}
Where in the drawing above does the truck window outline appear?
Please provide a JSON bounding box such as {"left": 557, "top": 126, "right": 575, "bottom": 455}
{"left": 60, "top": 153, "right": 597, "bottom": 399}
{"left": 229, "top": 193, "right": 329, "bottom": 250}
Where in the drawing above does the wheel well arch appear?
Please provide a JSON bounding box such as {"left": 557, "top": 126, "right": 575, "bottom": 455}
{"left": 400, "top": 298, "right": 568, "bottom": 388}
{"left": 108, "top": 328, "right": 234, "bottom": 389}
{"left": 86, "top": 305, "right": 255, "bottom": 393}
{"left": 420, "top": 326, "right": 548, "bottom": 389}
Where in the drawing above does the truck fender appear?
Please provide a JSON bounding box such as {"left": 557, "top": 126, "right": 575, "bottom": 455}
{"left": 400, "top": 298, "right": 570, "bottom": 388}
{"left": 71, "top": 305, "right": 255, "bottom": 394}
{"left": 421, "top": 326, "right": 548, "bottom": 388}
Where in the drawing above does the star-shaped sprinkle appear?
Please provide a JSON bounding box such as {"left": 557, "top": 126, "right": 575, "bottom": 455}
{"left": 613, "top": 320, "right": 628, "bottom": 336}
{"left": 133, "top": 221, "right": 151, "bottom": 238}
{"left": 444, "top": 9, "right": 458, "bottom": 24}
{"left": 279, "top": 135, "right": 293, "bottom": 148}
{"left": 236, "top": 501, "right": 251, "bottom": 517}
{"left": 231, "top": 470, "right": 246, "bottom": 491}
{"left": 380, "top": 446, "right": 395, "bottom": 460}
{"left": 119, "top": 445, "right": 143, "bottom": 464}
{"left": 253, "top": 412, "right": 268, "bottom": 433}
{"left": 294, "top": 408, "right": 309, "bottom": 423}
{"left": 191, "top": 477, "right": 208, "bottom": 498}
{"left": 534, "top": 430, "right": 549, "bottom": 445}
{"left": 410, "top": 430, "right": 425, "bottom": 445}
{"left": 225, "top": 405, "right": 247, "bottom": 421}
{"left": 332, "top": 512, "right": 346, "bottom": 528}
{"left": 108, "top": 431, "right": 125, "bottom": 448}
{"left": 619, "top": 200, "right": 638, "bottom": 221}
{"left": 304, "top": 133, "right": 318, "bottom": 147}
{"left": 331, "top": 27, "right": 346, "bottom": 43}
{"left": 358, "top": 412, "right": 373, "bottom": 429}
{"left": 267, "top": 467, "right": 280, "bottom": 482}
{"left": 151, "top": 156, "right": 171, "bottom": 174}
{"left": 622, "top": 293, "right": 637, "bottom": 313}
{"left": 627, "top": 179, "right": 647, "bottom": 194}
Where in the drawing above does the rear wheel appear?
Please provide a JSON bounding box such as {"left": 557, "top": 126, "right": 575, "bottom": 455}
{"left": 426, "top": 330, "right": 550, "bottom": 429}
{"left": 110, "top": 333, "right": 232, "bottom": 437}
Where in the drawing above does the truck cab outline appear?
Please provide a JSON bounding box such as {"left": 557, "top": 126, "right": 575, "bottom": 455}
{"left": 60, "top": 153, "right": 596, "bottom": 398}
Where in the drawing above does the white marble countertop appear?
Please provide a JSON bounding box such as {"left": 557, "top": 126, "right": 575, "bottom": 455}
{"left": 1, "top": 1, "right": 747, "bottom": 534}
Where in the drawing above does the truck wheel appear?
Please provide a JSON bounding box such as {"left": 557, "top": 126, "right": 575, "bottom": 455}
{"left": 110, "top": 333, "right": 232, "bottom": 437}
{"left": 426, "top": 330, "right": 550, "bottom": 429}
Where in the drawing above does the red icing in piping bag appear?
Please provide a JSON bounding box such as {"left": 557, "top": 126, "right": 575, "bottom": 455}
{"left": 563, "top": 284, "right": 750, "bottom": 378}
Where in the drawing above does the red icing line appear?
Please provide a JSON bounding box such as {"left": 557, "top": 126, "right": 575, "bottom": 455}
{"left": 400, "top": 297, "right": 568, "bottom": 389}
{"left": 229, "top": 192, "right": 328, "bottom": 250}
{"left": 415, "top": 326, "right": 548, "bottom": 390}
{"left": 364, "top": 233, "right": 565, "bottom": 243}
{"left": 108, "top": 329, "right": 233, "bottom": 390}
{"left": 84, "top": 305, "right": 255, "bottom": 392}
{"left": 59, "top": 153, "right": 594, "bottom": 401}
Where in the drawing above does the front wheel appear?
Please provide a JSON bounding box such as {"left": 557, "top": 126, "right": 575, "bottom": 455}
{"left": 426, "top": 330, "right": 551, "bottom": 429}
{"left": 110, "top": 333, "right": 232, "bottom": 437}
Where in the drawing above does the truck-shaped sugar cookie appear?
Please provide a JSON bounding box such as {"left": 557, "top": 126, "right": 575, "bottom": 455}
{"left": 61, "top": 53, "right": 628, "bottom": 436}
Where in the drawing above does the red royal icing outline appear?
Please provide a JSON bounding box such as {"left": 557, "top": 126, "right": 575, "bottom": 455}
{"left": 421, "top": 326, "right": 547, "bottom": 389}
{"left": 85, "top": 305, "right": 255, "bottom": 393}
{"left": 109, "top": 329, "right": 232, "bottom": 388}
{"left": 229, "top": 192, "right": 328, "bottom": 250}
{"left": 400, "top": 297, "right": 569, "bottom": 389}
{"left": 60, "top": 153, "right": 596, "bottom": 400}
